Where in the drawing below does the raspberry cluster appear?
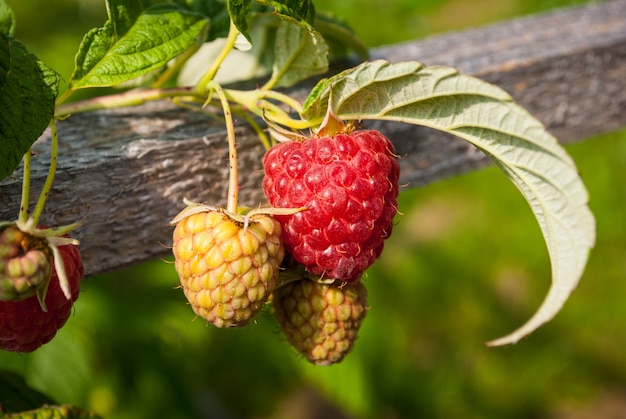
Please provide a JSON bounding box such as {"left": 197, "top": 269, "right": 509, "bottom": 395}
{"left": 171, "top": 127, "right": 399, "bottom": 365}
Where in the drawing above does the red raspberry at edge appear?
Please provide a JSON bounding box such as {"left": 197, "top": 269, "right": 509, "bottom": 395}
{"left": 0, "top": 242, "right": 84, "bottom": 352}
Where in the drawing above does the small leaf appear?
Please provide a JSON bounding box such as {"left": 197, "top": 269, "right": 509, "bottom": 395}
{"left": 268, "top": 17, "right": 328, "bottom": 88}
{"left": 175, "top": 0, "right": 231, "bottom": 42}
{"left": 227, "top": 0, "right": 252, "bottom": 42}
{"left": 302, "top": 60, "right": 596, "bottom": 345}
{"left": 257, "top": 0, "right": 315, "bottom": 24}
{"left": 68, "top": 3, "right": 208, "bottom": 89}
{"left": 0, "top": 34, "right": 59, "bottom": 180}
{"left": 0, "top": 0, "right": 15, "bottom": 37}
{"left": 108, "top": 0, "right": 143, "bottom": 35}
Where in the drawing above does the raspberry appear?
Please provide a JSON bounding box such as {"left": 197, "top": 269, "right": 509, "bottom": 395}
{"left": 273, "top": 278, "right": 368, "bottom": 366}
{"left": 172, "top": 205, "right": 285, "bottom": 328}
{"left": 0, "top": 223, "right": 52, "bottom": 301}
{"left": 0, "top": 241, "right": 84, "bottom": 352}
{"left": 263, "top": 129, "right": 400, "bottom": 282}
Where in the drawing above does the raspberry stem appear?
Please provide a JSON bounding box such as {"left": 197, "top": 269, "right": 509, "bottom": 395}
{"left": 208, "top": 81, "right": 239, "bottom": 214}
{"left": 30, "top": 120, "right": 59, "bottom": 228}
{"left": 195, "top": 20, "right": 240, "bottom": 94}
{"left": 19, "top": 150, "right": 32, "bottom": 225}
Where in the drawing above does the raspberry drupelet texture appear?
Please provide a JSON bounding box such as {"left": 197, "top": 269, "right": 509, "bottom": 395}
{"left": 0, "top": 242, "right": 83, "bottom": 352}
{"left": 263, "top": 130, "right": 400, "bottom": 282}
{"left": 172, "top": 209, "right": 285, "bottom": 327}
{"left": 273, "top": 278, "right": 368, "bottom": 366}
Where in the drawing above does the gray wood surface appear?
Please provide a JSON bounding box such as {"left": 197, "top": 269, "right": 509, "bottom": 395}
{"left": 1, "top": 0, "right": 625, "bottom": 276}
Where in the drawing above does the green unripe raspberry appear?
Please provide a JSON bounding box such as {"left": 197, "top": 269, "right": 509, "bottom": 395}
{"left": 0, "top": 223, "right": 52, "bottom": 301}
{"left": 273, "top": 278, "right": 368, "bottom": 366}
{"left": 172, "top": 208, "right": 284, "bottom": 328}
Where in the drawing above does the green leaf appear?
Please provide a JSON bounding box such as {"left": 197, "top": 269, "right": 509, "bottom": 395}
{"left": 257, "top": 0, "right": 315, "bottom": 23}
{"left": 227, "top": 0, "right": 252, "bottom": 41}
{"left": 267, "top": 17, "right": 328, "bottom": 88}
{"left": 68, "top": 3, "right": 208, "bottom": 89}
{"left": 0, "top": 0, "right": 15, "bottom": 37}
{"left": 302, "top": 60, "right": 596, "bottom": 346}
{"left": 0, "top": 34, "right": 59, "bottom": 181}
{"left": 175, "top": 0, "right": 231, "bottom": 42}
{"left": 107, "top": 0, "right": 143, "bottom": 35}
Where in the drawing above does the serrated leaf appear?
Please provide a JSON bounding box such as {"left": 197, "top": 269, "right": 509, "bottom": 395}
{"left": 68, "top": 3, "right": 208, "bottom": 89}
{"left": 0, "top": 0, "right": 15, "bottom": 37}
{"left": 0, "top": 34, "right": 59, "bottom": 180}
{"left": 302, "top": 60, "right": 596, "bottom": 346}
{"left": 268, "top": 17, "right": 328, "bottom": 88}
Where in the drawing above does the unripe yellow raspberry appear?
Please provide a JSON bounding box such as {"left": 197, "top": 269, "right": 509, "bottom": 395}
{"left": 172, "top": 206, "right": 284, "bottom": 328}
{"left": 273, "top": 278, "right": 368, "bottom": 366}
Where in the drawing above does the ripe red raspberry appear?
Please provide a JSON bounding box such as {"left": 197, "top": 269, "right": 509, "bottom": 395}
{"left": 263, "top": 130, "right": 400, "bottom": 282}
{"left": 273, "top": 278, "right": 368, "bottom": 366}
{"left": 0, "top": 242, "right": 83, "bottom": 352}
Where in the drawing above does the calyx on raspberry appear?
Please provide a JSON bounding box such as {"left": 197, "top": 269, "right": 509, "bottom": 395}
{"left": 262, "top": 113, "right": 400, "bottom": 282}
{"left": 0, "top": 219, "right": 82, "bottom": 310}
{"left": 0, "top": 223, "right": 53, "bottom": 301}
{"left": 0, "top": 234, "right": 84, "bottom": 352}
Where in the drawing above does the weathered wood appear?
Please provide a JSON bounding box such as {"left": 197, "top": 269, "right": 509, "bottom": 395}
{"left": 1, "top": 0, "right": 625, "bottom": 276}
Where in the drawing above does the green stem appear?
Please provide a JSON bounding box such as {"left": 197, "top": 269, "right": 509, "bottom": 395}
{"left": 55, "top": 88, "right": 75, "bottom": 107}
{"left": 223, "top": 88, "right": 315, "bottom": 130}
{"left": 255, "top": 89, "right": 304, "bottom": 114}
{"left": 30, "top": 120, "right": 59, "bottom": 227}
{"left": 18, "top": 151, "right": 32, "bottom": 224}
{"left": 195, "top": 20, "right": 240, "bottom": 93}
{"left": 55, "top": 87, "right": 201, "bottom": 117}
{"left": 209, "top": 81, "right": 239, "bottom": 214}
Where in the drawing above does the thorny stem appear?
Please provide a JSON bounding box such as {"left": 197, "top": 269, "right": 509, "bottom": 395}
{"left": 209, "top": 81, "right": 239, "bottom": 214}
{"left": 195, "top": 20, "right": 240, "bottom": 93}
{"left": 30, "top": 120, "right": 59, "bottom": 228}
{"left": 19, "top": 150, "right": 32, "bottom": 224}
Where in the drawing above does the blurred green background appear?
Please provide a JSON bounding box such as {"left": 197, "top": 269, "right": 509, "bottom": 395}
{"left": 2, "top": 0, "right": 626, "bottom": 418}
